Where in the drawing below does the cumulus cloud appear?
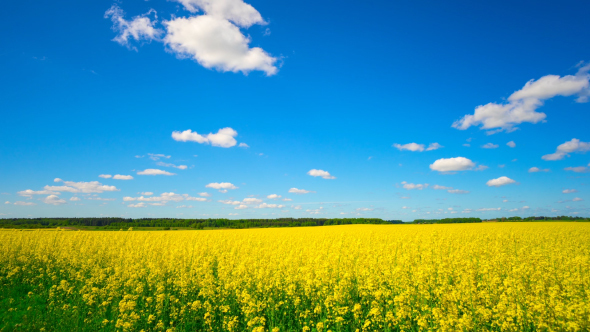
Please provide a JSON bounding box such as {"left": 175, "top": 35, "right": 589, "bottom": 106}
{"left": 235, "top": 204, "right": 248, "bottom": 210}
{"left": 14, "top": 201, "right": 36, "bottom": 206}
{"left": 243, "top": 198, "right": 263, "bottom": 204}
{"left": 529, "top": 167, "right": 550, "bottom": 173}
{"left": 172, "top": 127, "right": 238, "bottom": 148}
{"left": 18, "top": 189, "right": 59, "bottom": 197}
{"left": 70, "top": 197, "right": 81, "bottom": 201}
{"left": 430, "top": 157, "right": 476, "bottom": 172}
{"left": 393, "top": 142, "right": 443, "bottom": 152}
{"left": 218, "top": 200, "right": 241, "bottom": 205}
{"left": 113, "top": 174, "right": 134, "bottom": 180}
{"left": 477, "top": 207, "right": 502, "bottom": 211}
{"left": 137, "top": 169, "right": 176, "bottom": 176}
{"left": 507, "top": 141, "right": 516, "bottom": 148}
{"left": 267, "top": 194, "right": 281, "bottom": 199}
{"left": 176, "top": 205, "right": 193, "bottom": 208}
{"left": 564, "top": 166, "right": 589, "bottom": 173}
{"left": 206, "top": 182, "right": 238, "bottom": 192}
{"left": 104, "top": 5, "right": 163, "bottom": 49}
{"left": 156, "top": 162, "right": 188, "bottom": 170}
{"left": 141, "top": 192, "right": 154, "bottom": 196}
{"left": 401, "top": 182, "right": 428, "bottom": 190}
{"left": 255, "top": 203, "right": 285, "bottom": 209}
{"left": 128, "top": 202, "right": 147, "bottom": 208}
{"left": 99, "top": 174, "right": 112, "bottom": 179}
{"left": 238, "top": 143, "right": 249, "bottom": 148}
{"left": 486, "top": 176, "right": 516, "bottom": 187}
{"left": 124, "top": 192, "right": 206, "bottom": 204}
{"left": 164, "top": 15, "right": 277, "bottom": 75}
{"left": 307, "top": 169, "right": 336, "bottom": 180}
{"left": 482, "top": 143, "right": 499, "bottom": 149}
{"left": 45, "top": 179, "right": 119, "bottom": 193}
{"left": 563, "top": 189, "right": 578, "bottom": 194}
{"left": 42, "top": 195, "right": 67, "bottom": 206}
{"left": 542, "top": 139, "right": 590, "bottom": 160}
{"left": 288, "top": 188, "right": 314, "bottom": 194}
{"left": 173, "top": 0, "right": 265, "bottom": 26}
{"left": 198, "top": 192, "right": 211, "bottom": 197}
{"left": 453, "top": 65, "right": 590, "bottom": 133}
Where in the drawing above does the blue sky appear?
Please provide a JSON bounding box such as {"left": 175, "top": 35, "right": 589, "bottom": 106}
{"left": 1, "top": 0, "right": 589, "bottom": 220}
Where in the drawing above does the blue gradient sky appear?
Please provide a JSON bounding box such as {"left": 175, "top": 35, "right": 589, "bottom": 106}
{"left": 1, "top": 0, "right": 589, "bottom": 220}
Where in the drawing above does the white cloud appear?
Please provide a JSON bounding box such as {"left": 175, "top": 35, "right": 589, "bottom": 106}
{"left": 206, "top": 182, "right": 238, "bottom": 192}
{"left": 128, "top": 202, "right": 147, "bottom": 208}
{"left": 18, "top": 189, "right": 59, "bottom": 197}
{"left": 393, "top": 143, "right": 424, "bottom": 152}
{"left": 564, "top": 166, "right": 589, "bottom": 173}
{"left": 255, "top": 203, "right": 285, "bottom": 209}
{"left": 401, "top": 181, "right": 428, "bottom": 190}
{"left": 123, "top": 192, "right": 205, "bottom": 204}
{"left": 426, "top": 143, "right": 443, "bottom": 151}
{"left": 137, "top": 169, "right": 176, "bottom": 176}
{"left": 70, "top": 197, "right": 81, "bottom": 201}
{"left": 529, "top": 167, "right": 550, "bottom": 173}
{"left": 113, "top": 174, "right": 134, "bottom": 180}
{"left": 148, "top": 153, "right": 171, "bottom": 161}
{"left": 453, "top": 66, "right": 590, "bottom": 133}
{"left": 45, "top": 179, "right": 119, "bottom": 193}
{"left": 234, "top": 204, "right": 248, "bottom": 210}
{"left": 219, "top": 200, "right": 241, "bottom": 205}
{"left": 307, "top": 169, "right": 336, "bottom": 180}
{"left": 141, "top": 192, "right": 154, "bottom": 196}
{"left": 474, "top": 165, "right": 489, "bottom": 171}
{"left": 104, "top": 5, "right": 162, "bottom": 49}
{"left": 238, "top": 143, "right": 250, "bottom": 148}
{"left": 42, "top": 195, "right": 67, "bottom": 206}
{"left": 477, "top": 207, "right": 502, "bottom": 212}
{"left": 573, "top": 197, "right": 583, "bottom": 202}
{"left": 507, "top": 141, "right": 516, "bottom": 148}
{"left": 99, "top": 174, "right": 112, "bottom": 179}
{"left": 282, "top": 198, "right": 292, "bottom": 201}
{"left": 243, "top": 198, "right": 263, "bottom": 204}
{"left": 430, "top": 157, "right": 475, "bottom": 172}
{"left": 185, "top": 196, "right": 207, "bottom": 202}
{"left": 288, "top": 188, "right": 314, "bottom": 194}
{"left": 432, "top": 185, "right": 452, "bottom": 190}
{"left": 176, "top": 205, "right": 193, "bottom": 208}
{"left": 164, "top": 15, "right": 277, "bottom": 75}
{"left": 486, "top": 176, "right": 516, "bottom": 187}
{"left": 172, "top": 127, "right": 238, "bottom": 148}
{"left": 542, "top": 139, "right": 590, "bottom": 160}
{"left": 393, "top": 142, "right": 443, "bottom": 152}
{"left": 14, "top": 201, "right": 36, "bottom": 206}
{"left": 482, "top": 143, "right": 499, "bottom": 149}
{"left": 4, "top": 201, "right": 10, "bottom": 204}
{"left": 173, "top": 0, "right": 265, "bottom": 27}
{"left": 267, "top": 194, "right": 281, "bottom": 199}
{"left": 306, "top": 206, "right": 324, "bottom": 215}
{"left": 198, "top": 192, "right": 211, "bottom": 197}
{"left": 563, "top": 189, "right": 578, "bottom": 194}
{"left": 156, "top": 162, "right": 188, "bottom": 170}
{"left": 292, "top": 205, "right": 302, "bottom": 210}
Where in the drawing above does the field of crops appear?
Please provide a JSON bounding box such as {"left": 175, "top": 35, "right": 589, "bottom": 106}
{"left": 1, "top": 223, "right": 589, "bottom": 331}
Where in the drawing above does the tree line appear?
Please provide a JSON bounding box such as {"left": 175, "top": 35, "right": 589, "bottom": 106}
{"left": 0, "top": 217, "right": 404, "bottom": 229}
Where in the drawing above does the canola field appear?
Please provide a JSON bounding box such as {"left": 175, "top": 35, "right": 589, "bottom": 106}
{"left": 1, "top": 223, "right": 589, "bottom": 332}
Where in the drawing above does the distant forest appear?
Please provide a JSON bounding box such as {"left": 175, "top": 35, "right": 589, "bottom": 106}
{"left": 0, "top": 217, "right": 402, "bottom": 229}
{"left": 0, "top": 216, "right": 588, "bottom": 229}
